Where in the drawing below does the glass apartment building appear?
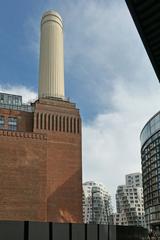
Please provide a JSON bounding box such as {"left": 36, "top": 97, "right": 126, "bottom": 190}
{"left": 140, "top": 111, "right": 160, "bottom": 230}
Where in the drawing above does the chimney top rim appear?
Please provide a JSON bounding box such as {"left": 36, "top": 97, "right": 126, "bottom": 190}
{"left": 42, "top": 10, "right": 62, "bottom": 22}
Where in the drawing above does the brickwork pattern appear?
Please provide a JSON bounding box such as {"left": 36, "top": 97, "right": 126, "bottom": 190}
{"left": 0, "top": 98, "right": 82, "bottom": 223}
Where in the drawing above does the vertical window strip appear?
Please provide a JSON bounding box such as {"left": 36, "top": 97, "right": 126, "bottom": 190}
{"left": 44, "top": 114, "right": 47, "bottom": 130}
{"left": 52, "top": 115, "right": 54, "bottom": 131}
{"left": 36, "top": 113, "right": 39, "bottom": 129}
{"left": 77, "top": 118, "right": 80, "bottom": 134}
{"left": 40, "top": 113, "right": 43, "bottom": 129}
{"left": 70, "top": 117, "right": 73, "bottom": 133}
{"left": 67, "top": 117, "right": 69, "bottom": 132}
{"left": 74, "top": 118, "right": 76, "bottom": 134}
{"left": 56, "top": 115, "right": 58, "bottom": 131}
{"left": 48, "top": 114, "right": 50, "bottom": 130}
{"left": 59, "top": 116, "right": 62, "bottom": 131}
{"left": 63, "top": 116, "right": 65, "bottom": 132}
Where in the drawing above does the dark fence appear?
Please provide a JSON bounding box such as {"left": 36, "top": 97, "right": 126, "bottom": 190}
{"left": 0, "top": 221, "right": 148, "bottom": 240}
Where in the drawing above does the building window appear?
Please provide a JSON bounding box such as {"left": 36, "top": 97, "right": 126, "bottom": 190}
{"left": 74, "top": 118, "right": 76, "bottom": 133}
{"left": 55, "top": 115, "right": 58, "bottom": 131}
{"left": 70, "top": 118, "right": 73, "bottom": 133}
{"left": 59, "top": 116, "right": 62, "bottom": 131}
{"left": 40, "top": 113, "right": 43, "bottom": 129}
{"left": 67, "top": 117, "right": 69, "bottom": 132}
{"left": 77, "top": 118, "right": 80, "bottom": 133}
{"left": 52, "top": 115, "right": 54, "bottom": 131}
{"left": 63, "top": 117, "right": 65, "bottom": 132}
{"left": 8, "top": 117, "right": 17, "bottom": 131}
{"left": 44, "top": 114, "right": 47, "bottom": 130}
{"left": 0, "top": 116, "right": 4, "bottom": 129}
{"left": 0, "top": 94, "right": 4, "bottom": 104}
{"left": 36, "top": 112, "right": 39, "bottom": 129}
{"left": 48, "top": 114, "right": 51, "bottom": 130}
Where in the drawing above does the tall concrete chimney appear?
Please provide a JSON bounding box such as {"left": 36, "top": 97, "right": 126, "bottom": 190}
{"left": 38, "top": 10, "right": 65, "bottom": 99}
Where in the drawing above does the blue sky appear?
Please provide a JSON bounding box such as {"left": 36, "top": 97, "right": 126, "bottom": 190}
{"left": 1, "top": 0, "right": 160, "bottom": 209}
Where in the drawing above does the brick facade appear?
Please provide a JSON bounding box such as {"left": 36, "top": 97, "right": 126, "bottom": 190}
{"left": 0, "top": 98, "right": 82, "bottom": 223}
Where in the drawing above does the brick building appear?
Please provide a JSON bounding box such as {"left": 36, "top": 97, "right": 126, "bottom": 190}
{"left": 0, "top": 10, "right": 83, "bottom": 223}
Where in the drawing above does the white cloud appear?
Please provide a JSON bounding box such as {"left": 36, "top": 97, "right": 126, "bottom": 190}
{"left": 83, "top": 79, "right": 160, "bottom": 210}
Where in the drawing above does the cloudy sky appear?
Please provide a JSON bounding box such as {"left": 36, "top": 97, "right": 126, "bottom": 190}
{"left": 0, "top": 0, "right": 160, "bottom": 210}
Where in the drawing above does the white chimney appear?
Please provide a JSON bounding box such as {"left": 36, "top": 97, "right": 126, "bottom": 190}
{"left": 38, "top": 10, "right": 65, "bottom": 99}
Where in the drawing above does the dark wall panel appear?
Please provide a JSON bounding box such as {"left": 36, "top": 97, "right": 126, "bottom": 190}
{"left": 0, "top": 221, "right": 24, "bottom": 240}
{"left": 99, "top": 225, "right": 108, "bottom": 240}
{"left": 72, "top": 223, "right": 85, "bottom": 240}
{"left": 52, "top": 223, "right": 69, "bottom": 240}
{"left": 109, "top": 225, "right": 116, "bottom": 240}
{"left": 116, "top": 226, "right": 127, "bottom": 240}
{"left": 29, "top": 222, "right": 49, "bottom": 240}
{"left": 87, "top": 224, "right": 98, "bottom": 240}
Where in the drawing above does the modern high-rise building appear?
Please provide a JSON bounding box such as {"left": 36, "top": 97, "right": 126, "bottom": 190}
{"left": 115, "top": 173, "right": 145, "bottom": 227}
{"left": 125, "top": 173, "right": 142, "bottom": 188}
{"left": 0, "top": 10, "right": 82, "bottom": 223}
{"left": 140, "top": 112, "right": 160, "bottom": 230}
{"left": 125, "top": 0, "right": 160, "bottom": 233}
{"left": 82, "top": 181, "right": 112, "bottom": 224}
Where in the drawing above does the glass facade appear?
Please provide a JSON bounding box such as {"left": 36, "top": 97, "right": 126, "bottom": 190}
{"left": 141, "top": 113, "right": 160, "bottom": 229}
{"left": 0, "top": 92, "right": 22, "bottom": 106}
{"left": 140, "top": 111, "right": 160, "bottom": 146}
{"left": 0, "top": 116, "right": 5, "bottom": 129}
{"left": 0, "top": 92, "right": 34, "bottom": 112}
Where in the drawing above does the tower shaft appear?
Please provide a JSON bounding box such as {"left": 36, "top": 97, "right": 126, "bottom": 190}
{"left": 39, "top": 11, "right": 64, "bottom": 99}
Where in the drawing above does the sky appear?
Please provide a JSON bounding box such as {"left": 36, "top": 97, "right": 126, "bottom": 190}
{"left": 0, "top": 0, "right": 160, "bottom": 210}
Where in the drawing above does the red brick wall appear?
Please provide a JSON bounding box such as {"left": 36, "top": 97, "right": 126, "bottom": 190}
{"left": 0, "top": 108, "right": 33, "bottom": 132}
{"left": 34, "top": 98, "right": 83, "bottom": 223}
{"left": 46, "top": 132, "right": 82, "bottom": 222}
{"left": 0, "top": 131, "right": 47, "bottom": 221}
{"left": 0, "top": 98, "right": 83, "bottom": 223}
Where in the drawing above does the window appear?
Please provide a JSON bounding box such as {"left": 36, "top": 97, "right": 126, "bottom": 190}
{"left": 63, "top": 117, "right": 65, "bottom": 132}
{"left": 0, "top": 94, "right": 4, "bottom": 104}
{"left": 55, "top": 115, "right": 58, "bottom": 131}
{"left": 70, "top": 118, "right": 73, "bottom": 133}
{"left": 40, "top": 113, "right": 43, "bottom": 129}
{"left": 59, "top": 116, "right": 62, "bottom": 131}
{"left": 36, "top": 113, "right": 39, "bottom": 129}
{"left": 0, "top": 116, "right": 4, "bottom": 129}
{"left": 44, "top": 114, "right": 47, "bottom": 130}
{"left": 48, "top": 114, "right": 51, "bottom": 130}
{"left": 8, "top": 117, "right": 17, "bottom": 131}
